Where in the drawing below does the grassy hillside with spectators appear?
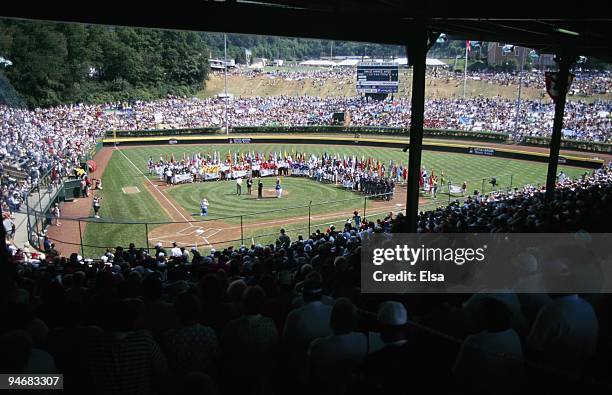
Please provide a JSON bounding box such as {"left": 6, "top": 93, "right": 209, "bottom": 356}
{"left": 200, "top": 68, "right": 612, "bottom": 102}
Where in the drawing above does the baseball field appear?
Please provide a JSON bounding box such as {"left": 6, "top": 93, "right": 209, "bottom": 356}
{"left": 63, "top": 142, "right": 590, "bottom": 257}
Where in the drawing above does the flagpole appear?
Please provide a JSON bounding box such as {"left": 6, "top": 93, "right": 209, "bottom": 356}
{"left": 463, "top": 42, "right": 468, "bottom": 98}
{"left": 513, "top": 48, "right": 527, "bottom": 143}
{"left": 224, "top": 33, "right": 229, "bottom": 135}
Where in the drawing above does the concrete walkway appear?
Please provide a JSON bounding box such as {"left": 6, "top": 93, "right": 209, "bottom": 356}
{"left": 7, "top": 183, "right": 63, "bottom": 251}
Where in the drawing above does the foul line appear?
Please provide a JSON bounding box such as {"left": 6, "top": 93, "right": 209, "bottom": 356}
{"left": 115, "top": 147, "right": 193, "bottom": 225}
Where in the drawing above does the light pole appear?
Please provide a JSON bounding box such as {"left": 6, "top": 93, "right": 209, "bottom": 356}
{"left": 513, "top": 48, "right": 527, "bottom": 142}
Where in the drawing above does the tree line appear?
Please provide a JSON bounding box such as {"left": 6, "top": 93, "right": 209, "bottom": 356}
{"left": 0, "top": 19, "right": 209, "bottom": 108}
{"left": 2, "top": 18, "right": 608, "bottom": 108}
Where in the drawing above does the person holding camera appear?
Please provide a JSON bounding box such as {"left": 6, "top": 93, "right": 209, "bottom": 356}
{"left": 93, "top": 195, "right": 102, "bottom": 219}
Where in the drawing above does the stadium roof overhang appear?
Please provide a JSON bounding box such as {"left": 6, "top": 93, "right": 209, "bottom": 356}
{"left": 2, "top": 1, "right": 611, "bottom": 62}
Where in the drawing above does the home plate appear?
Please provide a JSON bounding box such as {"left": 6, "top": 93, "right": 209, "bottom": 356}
{"left": 195, "top": 229, "right": 205, "bottom": 235}
{"left": 395, "top": 204, "right": 403, "bottom": 207}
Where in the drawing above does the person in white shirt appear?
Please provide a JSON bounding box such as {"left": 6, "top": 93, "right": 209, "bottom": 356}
{"left": 558, "top": 170, "right": 567, "bottom": 184}
{"left": 170, "top": 242, "right": 182, "bottom": 258}
{"left": 307, "top": 298, "right": 367, "bottom": 392}
{"left": 200, "top": 197, "right": 209, "bottom": 216}
{"left": 236, "top": 177, "right": 242, "bottom": 195}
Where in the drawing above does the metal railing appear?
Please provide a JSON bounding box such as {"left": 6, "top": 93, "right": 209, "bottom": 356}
{"left": 25, "top": 170, "right": 533, "bottom": 258}
{"left": 27, "top": 190, "right": 403, "bottom": 258}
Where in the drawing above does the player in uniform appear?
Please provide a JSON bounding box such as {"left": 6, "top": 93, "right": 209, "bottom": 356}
{"left": 275, "top": 177, "right": 282, "bottom": 198}
{"left": 200, "top": 197, "right": 209, "bottom": 216}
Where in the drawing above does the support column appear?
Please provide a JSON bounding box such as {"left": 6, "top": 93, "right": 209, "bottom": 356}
{"left": 405, "top": 27, "right": 428, "bottom": 232}
{"left": 545, "top": 55, "right": 574, "bottom": 202}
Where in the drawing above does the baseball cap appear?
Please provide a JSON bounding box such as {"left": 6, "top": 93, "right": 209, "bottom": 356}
{"left": 377, "top": 301, "right": 408, "bottom": 326}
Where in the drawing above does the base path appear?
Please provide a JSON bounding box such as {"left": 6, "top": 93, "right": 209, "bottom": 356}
{"left": 146, "top": 187, "right": 425, "bottom": 249}
{"left": 46, "top": 147, "right": 114, "bottom": 256}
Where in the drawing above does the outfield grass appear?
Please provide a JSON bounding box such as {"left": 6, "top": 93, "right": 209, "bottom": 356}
{"left": 79, "top": 143, "right": 589, "bottom": 255}
{"left": 120, "top": 143, "right": 587, "bottom": 191}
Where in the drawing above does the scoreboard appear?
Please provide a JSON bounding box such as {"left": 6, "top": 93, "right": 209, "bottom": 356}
{"left": 356, "top": 62, "right": 399, "bottom": 94}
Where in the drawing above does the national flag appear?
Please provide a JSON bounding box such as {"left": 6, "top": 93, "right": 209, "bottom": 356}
{"left": 466, "top": 40, "right": 471, "bottom": 54}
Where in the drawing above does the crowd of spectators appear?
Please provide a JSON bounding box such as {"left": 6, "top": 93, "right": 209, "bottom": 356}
{"left": 430, "top": 69, "right": 611, "bottom": 95}
{"left": 3, "top": 160, "right": 611, "bottom": 394}
{"left": 228, "top": 66, "right": 611, "bottom": 96}
{"left": 1, "top": 85, "right": 609, "bottom": 217}
{"left": 1, "top": 67, "right": 610, "bottom": 190}
{"left": 227, "top": 67, "right": 355, "bottom": 83}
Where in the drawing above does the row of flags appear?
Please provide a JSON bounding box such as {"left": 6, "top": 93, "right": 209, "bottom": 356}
{"left": 158, "top": 151, "right": 443, "bottom": 180}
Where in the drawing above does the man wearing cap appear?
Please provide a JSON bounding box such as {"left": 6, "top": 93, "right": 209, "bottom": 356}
{"left": 358, "top": 301, "right": 414, "bottom": 395}
{"left": 275, "top": 177, "right": 282, "bottom": 198}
